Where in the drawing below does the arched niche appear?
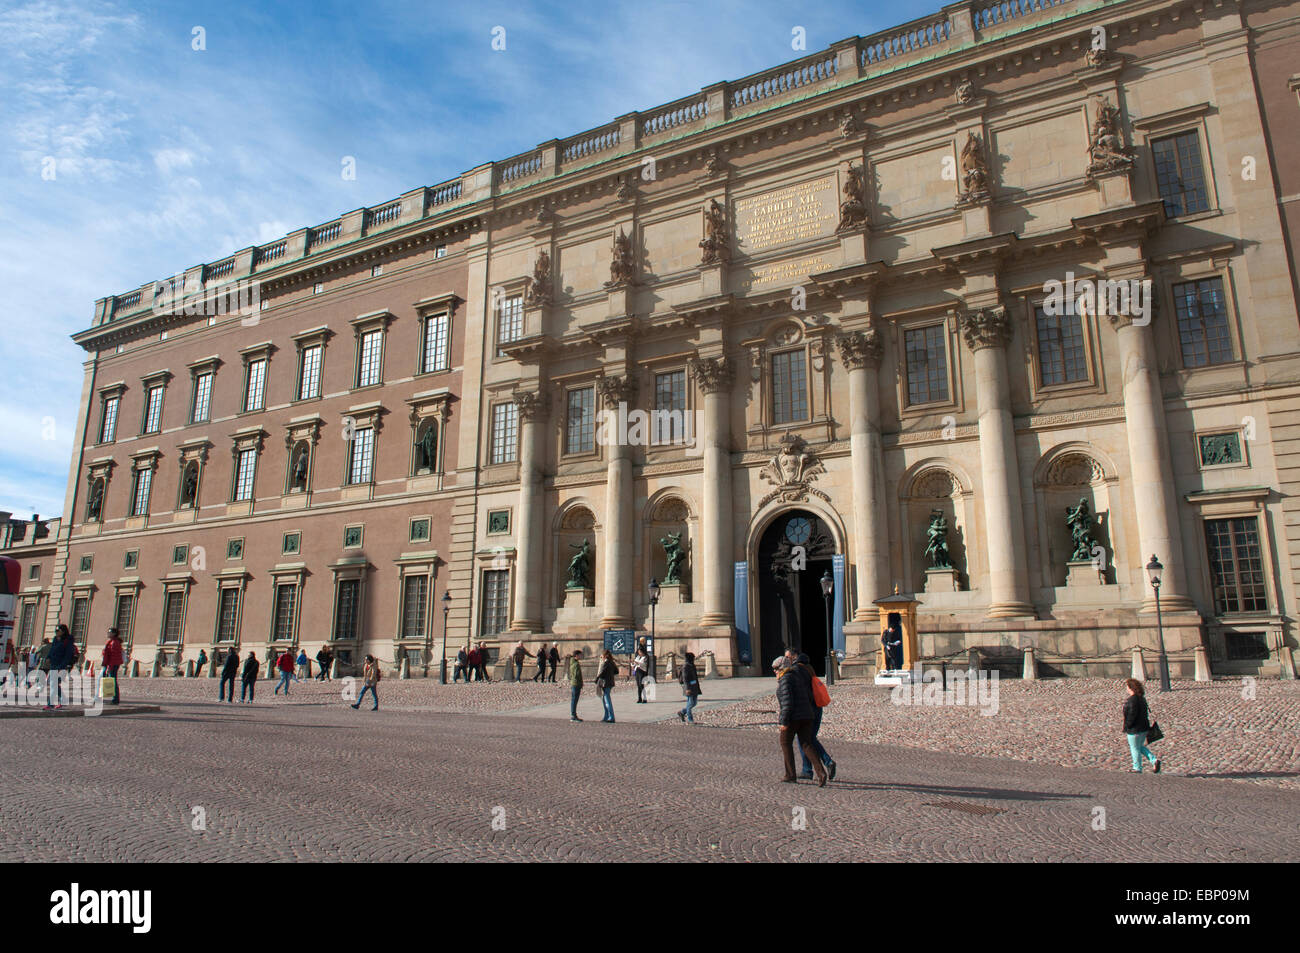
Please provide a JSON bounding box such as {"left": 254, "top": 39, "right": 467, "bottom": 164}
{"left": 1033, "top": 445, "right": 1120, "bottom": 587}
{"left": 899, "top": 460, "right": 977, "bottom": 593}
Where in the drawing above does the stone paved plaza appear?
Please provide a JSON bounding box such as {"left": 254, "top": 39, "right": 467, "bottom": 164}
{"left": 1, "top": 680, "right": 1297, "bottom": 862}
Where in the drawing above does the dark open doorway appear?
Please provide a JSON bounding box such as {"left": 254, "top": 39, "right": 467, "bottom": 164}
{"left": 756, "top": 510, "right": 836, "bottom": 676}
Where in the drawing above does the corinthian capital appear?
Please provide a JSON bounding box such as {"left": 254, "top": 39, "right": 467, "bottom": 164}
{"left": 512, "top": 388, "right": 548, "bottom": 421}
{"left": 595, "top": 374, "right": 637, "bottom": 409}
{"left": 958, "top": 306, "right": 1012, "bottom": 351}
{"left": 688, "top": 356, "right": 733, "bottom": 394}
{"left": 836, "top": 327, "right": 883, "bottom": 370}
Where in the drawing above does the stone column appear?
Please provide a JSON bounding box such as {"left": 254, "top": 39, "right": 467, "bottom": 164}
{"left": 960, "top": 307, "right": 1034, "bottom": 618}
{"left": 510, "top": 390, "right": 547, "bottom": 632}
{"left": 597, "top": 376, "right": 636, "bottom": 628}
{"left": 838, "top": 328, "right": 888, "bottom": 621}
{"left": 690, "top": 357, "right": 734, "bottom": 628}
{"left": 1110, "top": 311, "right": 1192, "bottom": 609}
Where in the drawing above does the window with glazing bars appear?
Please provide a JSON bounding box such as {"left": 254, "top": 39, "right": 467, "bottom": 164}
{"left": 904, "top": 325, "right": 949, "bottom": 405}
{"left": 191, "top": 373, "right": 212, "bottom": 423}
{"left": 481, "top": 569, "right": 510, "bottom": 636}
{"left": 298, "top": 345, "right": 321, "bottom": 400}
{"left": 1172, "top": 278, "right": 1233, "bottom": 368}
{"left": 357, "top": 330, "right": 383, "bottom": 387}
{"left": 271, "top": 584, "right": 297, "bottom": 642}
{"left": 491, "top": 403, "right": 518, "bottom": 464}
{"left": 1152, "top": 131, "right": 1210, "bottom": 219}
{"left": 233, "top": 449, "right": 256, "bottom": 501}
{"left": 143, "top": 386, "right": 164, "bottom": 434}
{"left": 771, "top": 351, "right": 808, "bottom": 424}
{"left": 1204, "top": 517, "right": 1268, "bottom": 615}
{"left": 496, "top": 295, "right": 523, "bottom": 356}
{"left": 348, "top": 427, "right": 375, "bottom": 484}
{"left": 99, "top": 396, "right": 119, "bottom": 443}
{"left": 215, "top": 588, "right": 239, "bottom": 642}
{"left": 18, "top": 602, "right": 36, "bottom": 646}
{"left": 653, "top": 370, "right": 687, "bottom": 444}
{"left": 401, "top": 575, "right": 428, "bottom": 638}
{"left": 130, "top": 468, "right": 152, "bottom": 516}
{"left": 566, "top": 387, "right": 595, "bottom": 454}
{"left": 334, "top": 579, "right": 360, "bottom": 641}
{"left": 244, "top": 359, "right": 266, "bottom": 411}
{"left": 113, "top": 593, "right": 134, "bottom": 645}
{"left": 70, "top": 597, "right": 90, "bottom": 648}
{"left": 422, "top": 313, "right": 450, "bottom": 373}
{"left": 1035, "top": 307, "right": 1088, "bottom": 386}
{"left": 161, "top": 591, "right": 185, "bottom": 643}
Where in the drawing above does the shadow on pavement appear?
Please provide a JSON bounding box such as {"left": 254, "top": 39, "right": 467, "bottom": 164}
{"left": 821, "top": 780, "right": 1092, "bottom": 802}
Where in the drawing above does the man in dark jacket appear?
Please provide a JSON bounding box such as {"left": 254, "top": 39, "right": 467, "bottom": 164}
{"left": 240, "top": 652, "right": 260, "bottom": 703}
{"left": 547, "top": 645, "right": 559, "bottom": 682}
{"left": 316, "top": 647, "right": 332, "bottom": 681}
{"left": 44, "top": 629, "right": 74, "bottom": 710}
{"left": 533, "top": 643, "right": 548, "bottom": 682}
{"left": 773, "top": 657, "right": 827, "bottom": 786}
{"left": 219, "top": 649, "right": 240, "bottom": 702}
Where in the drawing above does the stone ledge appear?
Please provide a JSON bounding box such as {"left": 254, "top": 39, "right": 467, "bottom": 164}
{"left": 0, "top": 705, "right": 162, "bottom": 719}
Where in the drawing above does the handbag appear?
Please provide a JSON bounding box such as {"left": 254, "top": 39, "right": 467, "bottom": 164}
{"left": 100, "top": 677, "right": 116, "bottom": 699}
{"left": 1146, "top": 720, "right": 1163, "bottom": 744}
{"left": 811, "top": 676, "right": 830, "bottom": 708}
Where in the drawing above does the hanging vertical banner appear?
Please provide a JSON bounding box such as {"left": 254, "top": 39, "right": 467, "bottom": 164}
{"left": 734, "top": 561, "right": 752, "bottom": 665}
{"left": 832, "top": 554, "right": 846, "bottom": 655}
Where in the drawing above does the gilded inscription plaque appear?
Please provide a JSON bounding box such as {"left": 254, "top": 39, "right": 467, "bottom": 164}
{"left": 733, "top": 176, "right": 838, "bottom": 254}
{"left": 736, "top": 255, "right": 831, "bottom": 292}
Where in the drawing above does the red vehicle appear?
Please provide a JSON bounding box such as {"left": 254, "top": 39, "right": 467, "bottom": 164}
{"left": 0, "top": 555, "right": 20, "bottom": 651}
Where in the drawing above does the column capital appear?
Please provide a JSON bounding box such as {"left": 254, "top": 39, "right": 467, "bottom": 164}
{"left": 836, "top": 327, "right": 883, "bottom": 369}
{"left": 957, "top": 305, "right": 1012, "bottom": 351}
{"left": 595, "top": 374, "right": 637, "bottom": 408}
{"left": 688, "top": 355, "right": 733, "bottom": 393}
{"left": 511, "top": 388, "right": 549, "bottom": 421}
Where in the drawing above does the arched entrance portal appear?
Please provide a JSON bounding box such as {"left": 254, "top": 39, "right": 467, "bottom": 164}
{"left": 756, "top": 509, "right": 836, "bottom": 675}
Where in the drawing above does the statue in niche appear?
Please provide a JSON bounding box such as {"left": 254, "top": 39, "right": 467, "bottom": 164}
{"left": 1087, "top": 99, "right": 1134, "bottom": 175}
{"left": 606, "top": 229, "right": 636, "bottom": 287}
{"left": 180, "top": 463, "right": 198, "bottom": 506}
{"left": 1065, "top": 498, "right": 1098, "bottom": 562}
{"left": 566, "top": 539, "right": 592, "bottom": 589}
{"left": 836, "top": 163, "right": 868, "bottom": 231}
{"left": 416, "top": 422, "right": 438, "bottom": 472}
{"left": 958, "top": 131, "right": 990, "bottom": 201}
{"left": 660, "top": 532, "right": 685, "bottom": 585}
{"left": 924, "top": 510, "right": 953, "bottom": 570}
{"left": 290, "top": 446, "right": 310, "bottom": 491}
{"left": 699, "top": 199, "right": 729, "bottom": 265}
{"left": 86, "top": 478, "right": 104, "bottom": 521}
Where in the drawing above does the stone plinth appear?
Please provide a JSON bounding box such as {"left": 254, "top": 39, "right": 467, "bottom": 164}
{"left": 1066, "top": 559, "right": 1104, "bottom": 588}
{"left": 656, "top": 583, "right": 689, "bottom": 606}
{"left": 924, "top": 568, "right": 959, "bottom": 593}
{"left": 563, "top": 587, "right": 594, "bottom": 609}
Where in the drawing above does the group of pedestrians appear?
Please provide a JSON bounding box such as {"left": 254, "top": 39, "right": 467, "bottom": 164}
{"left": 773, "top": 650, "right": 835, "bottom": 786}
{"left": 453, "top": 643, "right": 495, "bottom": 682}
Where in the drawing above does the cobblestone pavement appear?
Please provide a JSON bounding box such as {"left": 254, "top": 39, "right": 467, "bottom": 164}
{"left": 695, "top": 677, "right": 1300, "bottom": 790}
{"left": 0, "top": 699, "right": 1296, "bottom": 862}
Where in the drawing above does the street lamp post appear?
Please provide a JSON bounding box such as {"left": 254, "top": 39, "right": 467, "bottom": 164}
{"left": 648, "top": 577, "right": 660, "bottom": 684}
{"left": 820, "top": 570, "right": 835, "bottom": 686}
{"left": 439, "top": 590, "right": 452, "bottom": 685}
{"left": 1146, "top": 555, "right": 1171, "bottom": 692}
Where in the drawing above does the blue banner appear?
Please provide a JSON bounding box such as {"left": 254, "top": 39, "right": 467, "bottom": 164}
{"left": 832, "top": 554, "right": 846, "bottom": 655}
{"left": 734, "top": 562, "right": 752, "bottom": 665}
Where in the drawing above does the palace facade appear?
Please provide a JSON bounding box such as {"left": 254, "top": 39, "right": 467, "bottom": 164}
{"left": 36, "top": 0, "right": 1300, "bottom": 679}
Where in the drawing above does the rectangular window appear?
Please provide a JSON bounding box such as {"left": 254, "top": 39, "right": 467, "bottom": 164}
{"left": 566, "top": 387, "right": 596, "bottom": 454}
{"left": 130, "top": 468, "right": 152, "bottom": 517}
{"left": 28, "top": 564, "right": 40, "bottom": 581}
{"left": 771, "top": 350, "right": 809, "bottom": 425}
{"left": 298, "top": 345, "right": 322, "bottom": 400}
{"left": 1035, "top": 307, "right": 1088, "bottom": 386}
{"left": 905, "top": 325, "right": 950, "bottom": 406}
{"left": 233, "top": 449, "right": 256, "bottom": 501}
{"left": 215, "top": 588, "right": 240, "bottom": 642}
{"left": 99, "top": 396, "right": 119, "bottom": 443}
{"left": 1172, "top": 278, "right": 1233, "bottom": 368}
{"left": 496, "top": 294, "right": 523, "bottom": 356}
{"left": 113, "top": 593, "right": 135, "bottom": 646}
{"left": 1152, "top": 130, "right": 1210, "bottom": 219}
{"left": 191, "top": 373, "right": 212, "bottom": 423}
{"left": 334, "top": 579, "right": 360, "bottom": 641}
{"left": 490, "top": 403, "right": 518, "bottom": 465}
{"left": 18, "top": 602, "right": 37, "bottom": 646}
{"left": 161, "top": 591, "right": 185, "bottom": 643}
{"left": 244, "top": 359, "right": 266, "bottom": 412}
{"left": 421, "top": 313, "right": 450, "bottom": 373}
{"left": 401, "top": 575, "right": 428, "bottom": 639}
{"left": 70, "top": 597, "right": 90, "bottom": 648}
{"left": 348, "top": 427, "right": 375, "bottom": 484}
{"left": 357, "top": 330, "right": 383, "bottom": 387}
{"left": 653, "top": 370, "right": 687, "bottom": 445}
{"left": 271, "top": 583, "right": 297, "bottom": 642}
{"left": 481, "top": 569, "right": 510, "bottom": 637}
{"left": 1204, "top": 517, "right": 1268, "bottom": 616}
{"left": 143, "top": 386, "right": 164, "bottom": 434}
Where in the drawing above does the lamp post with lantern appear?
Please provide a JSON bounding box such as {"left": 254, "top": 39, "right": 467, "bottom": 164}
{"left": 439, "top": 590, "right": 452, "bottom": 684}
{"left": 1145, "top": 555, "right": 1171, "bottom": 692}
{"left": 648, "top": 577, "right": 660, "bottom": 684}
{"left": 820, "top": 570, "right": 835, "bottom": 686}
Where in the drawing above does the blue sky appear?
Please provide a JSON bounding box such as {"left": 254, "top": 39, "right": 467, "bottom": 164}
{"left": 0, "top": 0, "right": 940, "bottom": 519}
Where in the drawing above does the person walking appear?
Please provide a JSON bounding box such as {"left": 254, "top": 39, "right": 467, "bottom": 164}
{"left": 477, "top": 643, "right": 492, "bottom": 682}
{"left": 453, "top": 647, "right": 468, "bottom": 683}
{"left": 547, "top": 645, "right": 560, "bottom": 683}
{"left": 466, "top": 645, "right": 481, "bottom": 683}
{"left": 43, "top": 627, "right": 74, "bottom": 710}
{"left": 632, "top": 639, "right": 649, "bottom": 703}
{"left": 316, "top": 647, "right": 332, "bottom": 681}
{"left": 676, "top": 651, "right": 701, "bottom": 723}
{"left": 194, "top": 648, "right": 208, "bottom": 678}
{"left": 533, "top": 643, "right": 548, "bottom": 682}
{"left": 219, "top": 648, "right": 239, "bottom": 703}
{"left": 100, "top": 627, "right": 124, "bottom": 706}
{"left": 351, "top": 655, "right": 381, "bottom": 711}
{"left": 274, "top": 650, "right": 295, "bottom": 695}
{"left": 596, "top": 650, "right": 619, "bottom": 723}
{"left": 795, "top": 653, "right": 836, "bottom": 781}
{"left": 296, "top": 649, "right": 310, "bottom": 681}
{"left": 773, "top": 656, "right": 827, "bottom": 786}
{"left": 240, "top": 652, "right": 260, "bottom": 703}
{"left": 1123, "top": 678, "right": 1161, "bottom": 774}
{"left": 568, "top": 649, "right": 585, "bottom": 721}
{"left": 512, "top": 641, "right": 528, "bottom": 682}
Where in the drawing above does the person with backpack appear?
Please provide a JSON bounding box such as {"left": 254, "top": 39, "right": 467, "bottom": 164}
{"left": 795, "top": 652, "right": 836, "bottom": 781}
{"left": 274, "top": 650, "right": 295, "bottom": 695}
{"left": 100, "top": 627, "right": 124, "bottom": 706}
{"left": 1123, "top": 678, "right": 1161, "bottom": 774}
{"left": 352, "top": 655, "right": 381, "bottom": 711}
{"left": 533, "top": 643, "right": 548, "bottom": 682}
{"left": 676, "top": 651, "right": 701, "bottom": 723}
{"left": 773, "top": 656, "right": 827, "bottom": 787}
{"left": 219, "top": 648, "right": 240, "bottom": 703}
{"left": 596, "top": 650, "right": 619, "bottom": 723}
{"left": 240, "top": 652, "right": 260, "bottom": 703}
{"left": 194, "top": 649, "right": 209, "bottom": 678}
{"left": 568, "top": 649, "right": 585, "bottom": 722}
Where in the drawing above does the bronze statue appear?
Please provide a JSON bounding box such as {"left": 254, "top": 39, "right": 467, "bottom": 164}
{"left": 86, "top": 478, "right": 104, "bottom": 521}
{"left": 1065, "top": 498, "right": 1098, "bottom": 562}
{"left": 836, "top": 163, "right": 868, "bottom": 231}
{"left": 416, "top": 423, "right": 438, "bottom": 471}
{"left": 566, "top": 539, "right": 592, "bottom": 589}
{"left": 699, "top": 199, "right": 729, "bottom": 265}
{"left": 660, "top": 532, "right": 685, "bottom": 585}
{"left": 924, "top": 510, "right": 953, "bottom": 569}
{"left": 291, "top": 448, "right": 309, "bottom": 491}
{"left": 181, "top": 464, "right": 198, "bottom": 505}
